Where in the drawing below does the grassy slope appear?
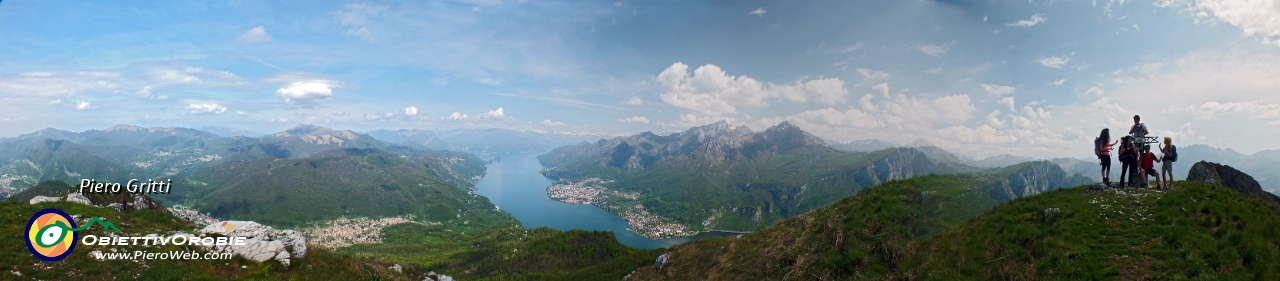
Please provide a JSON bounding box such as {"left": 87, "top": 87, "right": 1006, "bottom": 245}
{"left": 341, "top": 224, "right": 662, "bottom": 280}
{"left": 910, "top": 181, "right": 1280, "bottom": 280}
{"left": 1, "top": 200, "right": 416, "bottom": 280}
{"left": 629, "top": 178, "right": 1280, "bottom": 280}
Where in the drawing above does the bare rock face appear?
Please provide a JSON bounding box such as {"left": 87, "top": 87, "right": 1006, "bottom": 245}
{"left": 29, "top": 195, "right": 61, "bottom": 204}
{"left": 1187, "top": 161, "right": 1280, "bottom": 205}
{"left": 198, "top": 221, "right": 308, "bottom": 267}
{"left": 65, "top": 193, "right": 93, "bottom": 205}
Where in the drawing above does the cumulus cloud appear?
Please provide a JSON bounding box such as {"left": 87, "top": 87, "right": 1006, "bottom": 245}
{"left": 403, "top": 106, "right": 418, "bottom": 116}
{"left": 276, "top": 81, "right": 339, "bottom": 106}
{"left": 49, "top": 99, "right": 62, "bottom": 105}
{"left": 623, "top": 96, "right": 644, "bottom": 105}
{"left": 1170, "top": 101, "right": 1280, "bottom": 120}
{"left": 918, "top": 44, "right": 949, "bottom": 57}
{"left": 448, "top": 112, "right": 469, "bottom": 120}
{"left": 76, "top": 101, "right": 92, "bottom": 110}
{"left": 1040, "top": 55, "right": 1071, "bottom": 68}
{"left": 1048, "top": 78, "right": 1067, "bottom": 86}
{"left": 617, "top": 116, "right": 651, "bottom": 123}
{"left": 443, "top": 107, "right": 506, "bottom": 121}
{"left": 779, "top": 107, "right": 884, "bottom": 128}
{"left": 542, "top": 119, "right": 566, "bottom": 126}
{"left": 187, "top": 103, "right": 228, "bottom": 114}
{"left": 749, "top": 7, "right": 766, "bottom": 17}
{"left": 856, "top": 68, "right": 891, "bottom": 84}
{"left": 985, "top": 110, "right": 1006, "bottom": 128}
{"left": 479, "top": 107, "right": 505, "bottom": 119}
{"left": 236, "top": 26, "right": 272, "bottom": 43}
{"left": 1006, "top": 13, "right": 1046, "bottom": 27}
{"left": 655, "top": 62, "right": 850, "bottom": 116}
{"left": 980, "top": 83, "right": 1016, "bottom": 97}
{"left": 1157, "top": 0, "right": 1280, "bottom": 46}
{"left": 998, "top": 97, "right": 1016, "bottom": 111}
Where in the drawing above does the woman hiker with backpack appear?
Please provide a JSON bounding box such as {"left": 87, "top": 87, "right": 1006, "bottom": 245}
{"left": 1095, "top": 129, "right": 1119, "bottom": 186}
{"left": 1159, "top": 137, "right": 1177, "bottom": 189}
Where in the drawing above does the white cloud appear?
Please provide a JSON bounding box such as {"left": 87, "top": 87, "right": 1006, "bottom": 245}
{"left": 924, "top": 67, "right": 943, "bottom": 74}
{"left": 49, "top": 99, "right": 62, "bottom": 105}
{"left": 655, "top": 62, "right": 850, "bottom": 116}
{"left": 998, "top": 97, "right": 1016, "bottom": 111}
{"left": 75, "top": 101, "right": 92, "bottom": 110}
{"left": 1090, "top": 97, "right": 1126, "bottom": 113}
{"left": 1040, "top": 55, "right": 1071, "bottom": 68}
{"left": 276, "top": 81, "right": 338, "bottom": 107}
{"left": 236, "top": 26, "right": 272, "bottom": 43}
{"left": 403, "top": 106, "right": 418, "bottom": 116}
{"left": 542, "top": 119, "right": 566, "bottom": 126}
{"left": 980, "top": 83, "right": 1017, "bottom": 97}
{"left": 918, "top": 44, "right": 949, "bottom": 57}
{"left": 623, "top": 96, "right": 644, "bottom": 105}
{"left": 985, "top": 110, "right": 1006, "bottom": 128}
{"left": 1158, "top": 0, "right": 1280, "bottom": 46}
{"left": 448, "top": 112, "right": 469, "bottom": 120}
{"left": 187, "top": 103, "right": 228, "bottom": 115}
{"left": 1083, "top": 86, "right": 1105, "bottom": 97}
{"left": 871, "top": 83, "right": 890, "bottom": 97}
{"left": 236, "top": 110, "right": 246, "bottom": 115}
{"left": 779, "top": 107, "right": 884, "bottom": 129}
{"left": 479, "top": 107, "right": 505, "bottom": 119}
{"left": 1171, "top": 101, "right": 1280, "bottom": 120}
{"left": 1048, "top": 78, "right": 1067, "bottom": 86}
{"left": 749, "top": 7, "right": 766, "bottom": 17}
{"left": 856, "top": 68, "right": 891, "bottom": 83}
{"left": 618, "top": 116, "right": 651, "bottom": 123}
{"left": 1006, "top": 13, "right": 1047, "bottom": 27}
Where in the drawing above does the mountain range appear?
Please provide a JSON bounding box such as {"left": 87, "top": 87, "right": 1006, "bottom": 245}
{"left": 537, "top": 121, "right": 1090, "bottom": 234}
{"left": 365, "top": 128, "right": 607, "bottom": 155}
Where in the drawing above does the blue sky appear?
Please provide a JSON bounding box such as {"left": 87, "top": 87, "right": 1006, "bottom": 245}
{"left": 1, "top": 0, "right": 1279, "bottom": 158}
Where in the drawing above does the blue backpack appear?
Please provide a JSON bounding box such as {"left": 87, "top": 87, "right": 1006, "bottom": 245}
{"left": 1170, "top": 145, "right": 1178, "bottom": 162}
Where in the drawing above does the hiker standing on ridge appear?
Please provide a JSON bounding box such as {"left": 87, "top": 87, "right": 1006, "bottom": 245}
{"left": 1118, "top": 136, "right": 1139, "bottom": 187}
{"left": 1159, "top": 137, "right": 1177, "bottom": 189}
{"left": 1095, "top": 129, "right": 1119, "bottom": 186}
{"left": 1140, "top": 144, "right": 1161, "bottom": 188}
{"left": 1129, "top": 115, "right": 1149, "bottom": 145}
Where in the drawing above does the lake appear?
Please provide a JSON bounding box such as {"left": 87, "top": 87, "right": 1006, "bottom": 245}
{"left": 474, "top": 153, "right": 739, "bottom": 249}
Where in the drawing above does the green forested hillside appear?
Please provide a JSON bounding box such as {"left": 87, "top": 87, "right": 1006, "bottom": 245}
{"left": 627, "top": 178, "right": 1280, "bottom": 280}
{"left": 181, "top": 148, "right": 495, "bottom": 228}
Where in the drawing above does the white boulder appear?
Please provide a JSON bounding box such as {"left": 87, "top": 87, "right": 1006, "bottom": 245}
{"left": 29, "top": 196, "right": 61, "bottom": 204}
{"left": 198, "top": 221, "right": 308, "bottom": 267}
{"left": 66, "top": 193, "right": 93, "bottom": 205}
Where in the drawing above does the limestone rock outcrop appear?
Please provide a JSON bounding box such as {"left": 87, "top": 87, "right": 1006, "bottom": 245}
{"left": 29, "top": 195, "right": 61, "bottom": 204}
{"left": 1187, "top": 161, "right": 1280, "bottom": 205}
{"left": 198, "top": 221, "right": 307, "bottom": 267}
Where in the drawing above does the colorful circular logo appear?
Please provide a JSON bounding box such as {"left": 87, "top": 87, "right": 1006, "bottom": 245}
{"left": 25, "top": 208, "right": 78, "bottom": 261}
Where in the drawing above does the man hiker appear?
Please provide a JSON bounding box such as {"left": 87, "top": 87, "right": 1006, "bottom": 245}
{"left": 1118, "top": 136, "right": 1139, "bottom": 187}
{"left": 1129, "top": 115, "right": 1149, "bottom": 145}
